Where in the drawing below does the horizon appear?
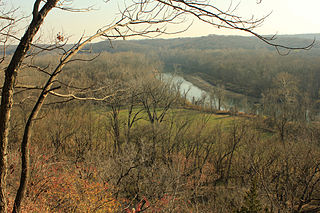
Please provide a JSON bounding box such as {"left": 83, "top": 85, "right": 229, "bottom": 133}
{"left": 7, "top": 0, "right": 320, "bottom": 44}
{"left": 3, "top": 32, "right": 320, "bottom": 46}
{"left": 5, "top": 0, "right": 320, "bottom": 43}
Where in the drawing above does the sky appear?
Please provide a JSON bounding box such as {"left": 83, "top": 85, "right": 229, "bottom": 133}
{"left": 7, "top": 0, "right": 320, "bottom": 43}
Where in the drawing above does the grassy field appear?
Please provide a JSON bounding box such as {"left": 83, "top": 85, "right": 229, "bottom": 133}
{"left": 109, "top": 107, "right": 238, "bottom": 128}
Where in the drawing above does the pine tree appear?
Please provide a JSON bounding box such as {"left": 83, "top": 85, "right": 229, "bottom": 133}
{"left": 236, "top": 177, "right": 263, "bottom": 213}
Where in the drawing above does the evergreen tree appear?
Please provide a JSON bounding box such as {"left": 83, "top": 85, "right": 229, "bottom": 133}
{"left": 236, "top": 178, "right": 263, "bottom": 213}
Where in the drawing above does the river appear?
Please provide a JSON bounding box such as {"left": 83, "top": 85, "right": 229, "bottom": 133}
{"left": 162, "top": 73, "right": 259, "bottom": 113}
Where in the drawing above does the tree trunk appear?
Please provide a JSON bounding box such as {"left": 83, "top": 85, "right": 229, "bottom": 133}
{"left": 0, "top": 1, "right": 58, "bottom": 212}
{"left": 12, "top": 8, "right": 122, "bottom": 212}
{"left": 12, "top": 90, "right": 48, "bottom": 213}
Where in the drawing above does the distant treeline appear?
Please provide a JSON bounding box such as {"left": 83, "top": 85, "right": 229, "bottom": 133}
{"left": 5, "top": 34, "right": 320, "bottom": 100}
{"left": 160, "top": 49, "right": 320, "bottom": 99}
{"left": 87, "top": 34, "right": 320, "bottom": 54}
{"left": 85, "top": 34, "right": 320, "bottom": 100}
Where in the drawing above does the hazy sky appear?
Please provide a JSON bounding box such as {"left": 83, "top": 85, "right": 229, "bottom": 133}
{"left": 8, "top": 0, "right": 320, "bottom": 42}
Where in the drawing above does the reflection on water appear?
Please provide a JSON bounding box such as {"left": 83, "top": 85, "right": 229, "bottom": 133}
{"left": 162, "top": 73, "right": 257, "bottom": 113}
{"left": 162, "top": 74, "right": 205, "bottom": 101}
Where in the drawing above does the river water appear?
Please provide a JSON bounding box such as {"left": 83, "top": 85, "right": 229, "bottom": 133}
{"left": 162, "top": 73, "right": 258, "bottom": 113}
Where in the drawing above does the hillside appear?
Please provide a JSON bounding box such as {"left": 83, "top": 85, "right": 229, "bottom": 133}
{"left": 85, "top": 33, "right": 320, "bottom": 53}
{"left": 81, "top": 34, "right": 320, "bottom": 103}
{"left": 3, "top": 36, "right": 320, "bottom": 212}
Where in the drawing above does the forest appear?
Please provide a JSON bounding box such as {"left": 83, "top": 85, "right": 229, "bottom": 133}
{"left": 1, "top": 0, "right": 320, "bottom": 213}
{"left": 2, "top": 47, "right": 320, "bottom": 212}
{"left": 86, "top": 34, "right": 320, "bottom": 100}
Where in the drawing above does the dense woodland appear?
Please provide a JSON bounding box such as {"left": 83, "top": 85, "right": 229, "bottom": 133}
{"left": 82, "top": 34, "right": 320, "bottom": 101}
{"left": 2, "top": 0, "right": 320, "bottom": 212}
{"left": 2, "top": 37, "right": 320, "bottom": 211}
{"left": 5, "top": 34, "right": 320, "bottom": 100}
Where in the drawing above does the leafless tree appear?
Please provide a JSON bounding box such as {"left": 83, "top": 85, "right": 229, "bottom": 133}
{"left": 262, "top": 72, "right": 300, "bottom": 143}
{"left": 0, "top": 0, "right": 314, "bottom": 212}
{"left": 0, "top": 1, "right": 56, "bottom": 211}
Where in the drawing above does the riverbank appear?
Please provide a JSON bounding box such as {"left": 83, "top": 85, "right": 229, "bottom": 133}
{"left": 182, "top": 74, "right": 259, "bottom": 102}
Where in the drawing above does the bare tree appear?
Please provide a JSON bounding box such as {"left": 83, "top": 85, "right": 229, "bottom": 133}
{"left": 0, "top": 0, "right": 313, "bottom": 212}
{"left": 0, "top": 1, "right": 60, "bottom": 211}
{"left": 262, "top": 72, "right": 300, "bottom": 143}
{"left": 8, "top": 1, "right": 187, "bottom": 211}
